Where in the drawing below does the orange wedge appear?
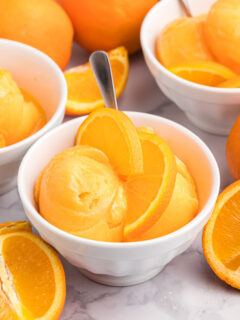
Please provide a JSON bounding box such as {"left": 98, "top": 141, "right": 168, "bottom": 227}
{"left": 0, "top": 221, "right": 32, "bottom": 235}
{"left": 218, "top": 76, "right": 240, "bottom": 88}
{"left": 75, "top": 108, "right": 143, "bottom": 176}
{"left": 124, "top": 130, "right": 177, "bottom": 241}
{"left": 0, "top": 231, "right": 66, "bottom": 319}
{"left": 64, "top": 46, "right": 129, "bottom": 115}
{"left": 168, "top": 61, "right": 236, "bottom": 86}
{"left": 203, "top": 180, "right": 240, "bottom": 289}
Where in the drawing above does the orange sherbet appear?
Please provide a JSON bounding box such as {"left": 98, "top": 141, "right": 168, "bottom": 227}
{"left": 156, "top": 15, "right": 214, "bottom": 68}
{"left": 36, "top": 146, "right": 127, "bottom": 242}
{"left": 138, "top": 157, "right": 198, "bottom": 240}
{"left": 0, "top": 69, "right": 46, "bottom": 147}
{"left": 35, "top": 120, "right": 198, "bottom": 243}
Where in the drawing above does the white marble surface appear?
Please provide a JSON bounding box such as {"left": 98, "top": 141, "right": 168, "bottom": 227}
{"left": 0, "top": 45, "right": 239, "bottom": 319}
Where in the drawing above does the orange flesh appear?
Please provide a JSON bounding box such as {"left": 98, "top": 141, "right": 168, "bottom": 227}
{"left": 218, "top": 76, "right": 240, "bottom": 88}
{"left": 168, "top": 61, "right": 235, "bottom": 86}
{"left": 125, "top": 139, "right": 165, "bottom": 225}
{"left": 65, "top": 59, "right": 125, "bottom": 103}
{"left": 64, "top": 47, "right": 129, "bottom": 115}
{"left": 124, "top": 132, "right": 177, "bottom": 240}
{"left": 2, "top": 236, "right": 55, "bottom": 318}
{"left": 0, "top": 289, "right": 19, "bottom": 320}
{"left": 212, "top": 189, "right": 240, "bottom": 270}
{"left": 75, "top": 108, "right": 143, "bottom": 176}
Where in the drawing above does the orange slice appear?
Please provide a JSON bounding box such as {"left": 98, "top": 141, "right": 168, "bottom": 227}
{"left": 218, "top": 76, "right": 240, "bottom": 88}
{"left": 0, "top": 221, "right": 32, "bottom": 235}
{"left": 75, "top": 108, "right": 143, "bottom": 176}
{"left": 0, "top": 231, "right": 66, "bottom": 319}
{"left": 64, "top": 46, "right": 129, "bottom": 115}
{"left": 124, "top": 130, "right": 177, "bottom": 241}
{"left": 203, "top": 180, "right": 240, "bottom": 289}
{"left": 168, "top": 61, "right": 236, "bottom": 86}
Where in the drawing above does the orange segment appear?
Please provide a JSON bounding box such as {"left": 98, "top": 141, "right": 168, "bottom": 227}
{"left": 203, "top": 180, "right": 240, "bottom": 289}
{"left": 64, "top": 46, "right": 129, "bottom": 115}
{"left": 75, "top": 108, "right": 143, "bottom": 176}
{"left": 218, "top": 76, "right": 240, "bottom": 88}
{"left": 0, "top": 231, "right": 66, "bottom": 319}
{"left": 0, "top": 221, "right": 32, "bottom": 235}
{"left": 124, "top": 131, "right": 177, "bottom": 241}
{"left": 168, "top": 61, "right": 236, "bottom": 86}
{"left": 138, "top": 157, "right": 198, "bottom": 240}
{"left": 156, "top": 15, "right": 214, "bottom": 68}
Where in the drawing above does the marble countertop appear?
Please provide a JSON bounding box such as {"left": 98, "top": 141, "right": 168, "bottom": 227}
{"left": 0, "top": 45, "right": 239, "bottom": 319}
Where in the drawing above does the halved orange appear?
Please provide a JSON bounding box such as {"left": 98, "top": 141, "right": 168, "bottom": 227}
{"left": 168, "top": 61, "right": 236, "bottom": 86}
{"left": 203, "top": 180, "right": 240, "bottom": 289}
{"left": 0, "top": 221, "right": 32, "bottom": 235}
{"left": 218, "top": 76, "right": 240, "bottom": 88}
{"left": 64, "top": 46, "right": 129, "bottom": 115}
{"left": 0, "top": 231, "right": 66, "bottom": 319}
{"left": 124, "top": 130, "right": 177, "bottom": 241}
{"left": 75, "top": 108, "right": 143, "bottom": 176}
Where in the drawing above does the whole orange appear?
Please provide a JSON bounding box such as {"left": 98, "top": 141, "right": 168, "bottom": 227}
{"left": 226, "top": 115, "right": 240, "bottom": 180}
{"left": 0, "top": 0, "right": 73, "bottom": 70}
{"left": 59, "top": 0, "right": 157, "bottom": 54}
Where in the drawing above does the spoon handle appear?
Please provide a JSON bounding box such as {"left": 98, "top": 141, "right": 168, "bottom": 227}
{"left": 179, "top": 0, "right": 192, "bottom": 16}
{"left": 90, "top": 51, "right": 118, "bottom": 110}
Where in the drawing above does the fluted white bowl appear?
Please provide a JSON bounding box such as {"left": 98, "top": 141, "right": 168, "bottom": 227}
{"left": 0, "top": 39, "right": 67, "bottom": 194}
{"left": 18, "top": 112, "right": 220, "bottom": 286}
{"left": 141, "top": 0, "right": 240, "bottom": 135}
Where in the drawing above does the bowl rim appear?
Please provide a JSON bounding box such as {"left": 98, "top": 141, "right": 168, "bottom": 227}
{"left": 18, "top": 111, "right": 220, "bottom": 249}
{"left": 140, "top": 0, "right": 240, "bottom": 94}
{"left": 0, "top": 39, "right": 67, "bottom": 155}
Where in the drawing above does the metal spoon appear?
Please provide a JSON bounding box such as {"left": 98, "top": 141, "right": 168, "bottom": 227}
{"left": 179, "top": 0, "right": 192, "bottom": 16}
{"left": 90, "top": 50, "right": 118, "bottom": 110}
{"left": 179, "top": 0, "right": 216, "bottom": 17}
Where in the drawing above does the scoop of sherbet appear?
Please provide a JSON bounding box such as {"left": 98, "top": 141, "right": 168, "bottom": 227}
{"left": 0, "top": 70, "right": 45, "bottom": 146}
{"left": 0, "top": 69, "right": 24, "bottom": 145}
{"left": 138, "top": 157, "right": 198, "bottom": 240}
{"left": 36, "top": 146, "right": 127, "bottom": 242}
{"left": 156, "top": 15, "right": 214, "bottom": 68}
{"left": 205, "top": 0, "right": 240, "bottom": 73}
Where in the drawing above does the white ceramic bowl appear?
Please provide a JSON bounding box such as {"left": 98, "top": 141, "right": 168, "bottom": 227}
{"left": 141, "top": 0, "right": 240, "bottom": 135}
{"left": 0, "top": 39, "right": 67, "bottom": 195}
{"left": 18, "top": 112, "right": 220, "bottom": 286}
